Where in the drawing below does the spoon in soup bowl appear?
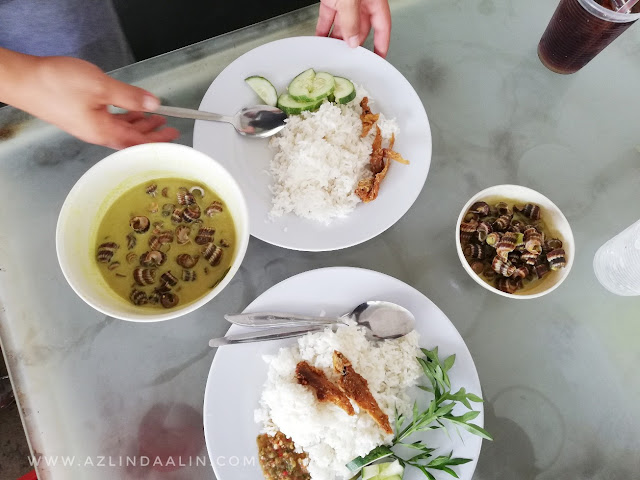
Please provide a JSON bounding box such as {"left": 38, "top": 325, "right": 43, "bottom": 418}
{"left": 209, "top": 301, "right": 416, "bottom": 347}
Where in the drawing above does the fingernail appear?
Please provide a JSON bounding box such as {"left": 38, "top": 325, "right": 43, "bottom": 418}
{"left": 143, "top": 95, "right": 160, "bottom": 112}
{"left": 347, "top": 35, "right": 359, "bottom": 48}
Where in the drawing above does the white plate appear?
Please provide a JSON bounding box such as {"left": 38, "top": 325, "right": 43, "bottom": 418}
{"left": 203, "top": 267, "right": 484, "bottom": 480}
{"left": 193, "top": 37, "right": 432, "bottom": 251}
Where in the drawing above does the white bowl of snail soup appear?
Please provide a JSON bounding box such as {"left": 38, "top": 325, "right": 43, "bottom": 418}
{"left": 456, "top": 184, "right": 574, "bottom": 299}
{"left": 57, "top": 143, "right": 250, "bottom": 321}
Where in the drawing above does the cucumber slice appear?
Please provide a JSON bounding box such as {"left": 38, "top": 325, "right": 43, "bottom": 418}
{"left": 362, "top": 465, "right": 380, "bottom": 480}
{"left": 287, "top": 68, "right": 316, "bottom": 100}
{"left": 378, "top": 460, "right": 404, "bottom": 478}
{"left": 245, "top": 76, "right": 278, "bottom": 107}
{"left": 276, "top": 93, "right": 322, "bottom": 115}
{"left": 376, "top": 475, "right": 402, "bottom": 480}
{"left": 333, "top": 76, "right": 356, "bottom": 104}
{"left": 289, "top": 70, "right": 335, "bottom": 102}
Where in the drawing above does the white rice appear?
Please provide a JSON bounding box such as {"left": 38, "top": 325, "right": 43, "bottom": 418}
{"left": 268, "top": 88, "right": 399, "bottom": 224}
{"left": 255, "top": 326, "right": 421, "bottom": 480}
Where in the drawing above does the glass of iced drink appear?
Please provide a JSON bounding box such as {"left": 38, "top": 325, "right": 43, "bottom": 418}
{"left": 538, "top": 0, "right": 640, "bottom": 74}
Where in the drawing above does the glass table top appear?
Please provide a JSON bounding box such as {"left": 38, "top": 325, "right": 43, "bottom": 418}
{"left": 0, "top": 1, "right": 639, "bottom": 479}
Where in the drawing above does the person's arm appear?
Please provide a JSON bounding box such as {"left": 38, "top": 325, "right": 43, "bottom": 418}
{"left": 316, "top": 0, "right": 391, "bottom": 58}
{"left": 0, "top": 48, "right": 179, "bottom": 149}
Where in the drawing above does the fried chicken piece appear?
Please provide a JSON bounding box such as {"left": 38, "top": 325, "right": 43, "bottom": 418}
{"left": 360, "top": 97, "right": 380, "bottom": 137}
{"left": 355, "top": 157, "right": 390, "bottom": 203}
{"left": 332, "top": 351, "right": 393, "bottom": 434}
{"left": 385, "top": 149, "right": 410, "bottom": 165}
{"left": 369, "top": 126, "right": 385, "bottom": 174}
{"left": 296, "top": 361, "right": 355, "bottom": 415}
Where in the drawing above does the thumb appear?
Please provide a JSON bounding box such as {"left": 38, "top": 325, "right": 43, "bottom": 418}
{"left": 102, "top": 76, "right": 160, "bottom": 112}
{"left": 338, "top": 0, "right": 362, "bottom": 48}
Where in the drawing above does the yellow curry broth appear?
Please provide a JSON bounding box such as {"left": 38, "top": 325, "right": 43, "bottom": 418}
{"left": 95, "top": 178, "right": 236, "bottom": 308}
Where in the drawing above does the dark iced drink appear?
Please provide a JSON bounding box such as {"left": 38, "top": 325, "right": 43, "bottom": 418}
{"left": 538, "top": 0, "right": 640, "bottom": 74}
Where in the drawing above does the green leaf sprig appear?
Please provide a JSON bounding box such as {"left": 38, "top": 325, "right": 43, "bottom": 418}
{"left": 347, "top": 347, "right": 492, "bottom": 480}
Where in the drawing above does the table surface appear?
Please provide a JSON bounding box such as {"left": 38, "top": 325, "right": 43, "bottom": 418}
{"left": 1, "top": 1, "right": 640, "bottom": 479}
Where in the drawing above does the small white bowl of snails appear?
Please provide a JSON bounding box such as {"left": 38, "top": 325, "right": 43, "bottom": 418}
{"left": 455, "top": 185, "right": 574, "bottom": 299}
{"left": 57, "top": 143, "right": 250, "bottom": 321}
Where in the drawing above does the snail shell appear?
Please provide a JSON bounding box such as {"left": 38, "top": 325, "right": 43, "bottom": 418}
{"left": 162, "top": 203, "right": 175, "bottom": 217}
{"left": 146, "top": 184, "right": 157, "bottom": 197}
{"left": 182, "top": 269, "right": 197, "bottom": 281}
{"left": 464, "top": 243, "right": 485, "bottom": 260}
{"left": 219, "top": 239, "right": 231, "bottom": 248}
{"left": 148, "top": 292, "right": 161, "bottom": 304}
{"left": 460, "top": 232, "right": 473, "bottom": 245}
{"left": 140, "top": 250, "right": 167, "bottom": 267}
{"left": 175, "top": 225, "right": 191, "bottom": 245}
{"left": 523, "top": 227, "right": 543, "bottom": 254}
{"left": 460, "top": 219, "right": 478, "bottom": 234}
{"left": 512, "top": 266, "right": 530, "bottom": 280}
{"left": 470, "top": 261, "right": 485, "bottom": 275}
{"left": 148, "top": 202, "right": 159, "bottom": 214}
{"left": 492, "top": 214, "right": 512, "bottom": 232}
{"left": 176, "top": 253, "right": 199, "bottom": 268}
{"left": 148, "top": 231, "right": 174, "bottom": 250}
{"left": 519, "top": 203, "right": 541, "bottom": 220}
{"left": 509, "top": 220, "right": 527, "bottom": 234}
{"left": 177, "top": 187, "right": 196, "bottom": 206}
{"left": 476, "top": 221, "right": 493, "bottom": 242}
{"left": 482, "top": 265, "right": 497, "bottom": 280}
{"left": 520, "top": 251, "right": 539, "bottom": 265}
{"left": 544, "top": 238, "right": 563, "bottom": 252}
{"left": 160, "top": 271, "right": 179, "bottom": 287}
{"left": 492, "top": 256, "right": 516, "bottom": 277}
{"left": 126, "top": 233, "right": 137, "bottom": 250}
{"left": 182, "top": 204, "right": 201, "bottom": 223}
{"left": 547, "top": 248, "right": 566, "bottom": 271}
{"left": 195, "top": 227, "right": 215, "bottom": 245}
{"left": 496, "top": 277, "right": 519, "bottom": 294}
{"left": 485, "top": 232, "right": 501, "bottom": 246}
{"left": 161, "top": 187, "right": 169, "bottom": 198}
{"left": 96, "top": 242, "right": 119, "bottom": 263}
{"left": 160, "top": 292, "right": 179, "bottom": 308}
{"left": 130, "top": 216, "right": 150, "bottom": 234}
{"left": 108, "top": 262, "right": 120, "bottom": 271}
{"left": 535, "top": 263, "right": 550, "bottom": 279}
{"left": 155, "top": 282, "right": 173, "bottom": 294}
{"left": 495, "top": 202, "right": 511, "bottom": 216}
{"left": 205, "top": 201, "right": 224, "bottom": 217}
{"left": 171, "top": 207, "right": 184, "bottom": 224}
{"left": 496, "top": 232, "right": 518, "bottom": 261}
{"left": 469, "top": 201, "right": 490, "bottom": 217}
{"left": 202, "top": 242, "right": 223, "bottom": 266}
{"left": 152, "top": 221, "right": 165, "bottom": 234}
{"left": 126, "top": 252, "right": 137, "bottom": 264}
{"left": 133, "top": 267, "right": 156, "bottom": 286}
{"left": 130, "top": 289, "right": 148, "bottom": 306}
{"left": 189, "top": 186, "right": 205, "bottom": 198}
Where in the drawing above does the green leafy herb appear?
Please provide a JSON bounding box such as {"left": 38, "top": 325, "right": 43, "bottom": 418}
{"left": 347, "top": 347, "right": 492, "bottom": 479}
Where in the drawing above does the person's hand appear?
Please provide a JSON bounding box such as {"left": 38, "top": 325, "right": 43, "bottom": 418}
{"left": 316, "top": 0, "right": 391, "bottom": 58}
{"left": 17, "top": 56, "right": 179, "bottom": 149}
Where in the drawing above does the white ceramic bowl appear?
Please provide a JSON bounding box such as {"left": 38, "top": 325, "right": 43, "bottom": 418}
{"left": 56, "top": 143, "right": 250, "bottom": 321}
{"left": 456, "top": 185, "right": 574, "bottom": 299}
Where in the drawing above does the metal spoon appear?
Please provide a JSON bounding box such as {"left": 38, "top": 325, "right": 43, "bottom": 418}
{"left": 209, "top": 301, "right": 416, "bottom": 347}
{"left": 152, "top": 105, "right": 287, "bottom": 138}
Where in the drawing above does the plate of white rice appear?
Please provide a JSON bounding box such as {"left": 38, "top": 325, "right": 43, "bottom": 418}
{"left": 203, "top": 267, "right": 484, "bottom": 480}
{"left": 193, "top": 37, "right": 431, "bottom": 251}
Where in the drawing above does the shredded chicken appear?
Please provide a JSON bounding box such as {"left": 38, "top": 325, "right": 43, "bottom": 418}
{"left": 332, "top": 351, "right": 393, "bottom": 434}
{"left": 296, "top": 361, "right": 355, "bottom": 415}
{"left": 360, "top": 97, "right": 379, "bottom": 137}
